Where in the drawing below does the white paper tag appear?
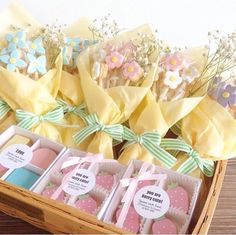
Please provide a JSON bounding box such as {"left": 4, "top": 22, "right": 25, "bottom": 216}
{"left": 63, "top": 168, "right": 96, "bottom": 196}
{"left": 133, "top": 185, "right": 170, "bottom": 219}
{"left": 0, "top": 144, "right": 33, "bottom": 169}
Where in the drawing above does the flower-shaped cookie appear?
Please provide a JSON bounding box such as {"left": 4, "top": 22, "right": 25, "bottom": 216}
{"left": 163, "top": 71, "right": 182, "bottom": 89}
{"left": 27, "top": 53, "right": 47, "bottom": 75}
{"left": 0, "top": 49, "right": 27, "bottom": 72}
{"left": 65, "top": 37, "right": 81, "bottom": 52}
{"left": 162, "top": 53, "right": 184, "bottom": 71}
{"left": 6, "top": 31, "right": 27, "bottom": 52}
{"left": 211, "top": 83, "right": 236, "bottom": 107}
{"left": 28, "top": 37, "right": 45, "bottom": 55}
{"left": 0, "top": 48, "right": 8, "bottom": 55}
{"left": 122, "top": 61, "right": 142, "bottom": 80}
{"left": 105, "top": 51, "right": 124, "bottom": 69}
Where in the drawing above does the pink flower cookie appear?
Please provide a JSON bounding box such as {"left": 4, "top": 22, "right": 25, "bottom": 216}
{"left": 75, "top": 194, "right": 98, "bottom": 215}
{"left": 122, "top": 61, "right": 143, "bottom": 82}
{"left": 116, "top": 206, "right": 140, "bottom": 233}
{"left": 152, "top": 217, "right": 177, "bottom": 234}
{"left": 105, "top": 51, "right": 124, "bottom": 69}
{"left": 41, "top": 184, "right": 65, "bottom": 202}
{"left": 167, "top": 182, "right": 189, "bottom": 213}
{"left": 96, "top": 172, "right": 115, "bottom": 191}
{"left": 162, "top": 53, "right": 184, "bottom": 71}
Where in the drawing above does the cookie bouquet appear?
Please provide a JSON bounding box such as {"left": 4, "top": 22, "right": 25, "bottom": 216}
{"left": 74, "top": 24, "right": 158, "bottom": 158}
{"left": 118, "top": 46, "right": 206, "bottom": 167}
{"left": 0, "top": 3, "right": 63, "bottom": 141}
{"left": 56, "top": 18, "right": 94, "bottom": 150}
{"left": 57, "top": 16, "right": 118, "bottom": 150}
{"left": 161, "top": 30, "right": 236, "bottom": 178}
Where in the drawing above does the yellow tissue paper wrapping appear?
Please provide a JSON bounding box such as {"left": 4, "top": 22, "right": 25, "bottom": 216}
{"left": 0, "top": 3, "right": 63, "bottom": 141}
{"left": 56, "top": 18, "right": 94, "bottom": 149}
{"left": 181, "top": 96, "right": 236, "bottom": 160}
{"left": 78, "top": 25, "right": 157, "bottom": 158}
{"left": 170, "top": 96, "right": 236, "bottom": 179}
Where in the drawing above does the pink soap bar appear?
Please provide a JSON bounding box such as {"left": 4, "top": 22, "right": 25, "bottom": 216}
{"left": 0, "top": 164, "right": 8, "bottom": 176}
{"left": 31, "top": 148, "right": 57, "bottom": 170}
{"left": 0, "top": 164, "right": 7, "bottom": 172}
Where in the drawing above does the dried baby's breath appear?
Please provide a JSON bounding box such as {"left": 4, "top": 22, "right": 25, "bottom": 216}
{"left": 40, "top": 20, "right": 67, "bottom": 69}
{"left": 132, "top": 31, "right": 160, "bottom": 75}
{"left": 189, "top": 30, "right": 236, "bottom": 96}
{"left": 88, "top": 14, "right": 120, "bottom": 41}
{"left": 10, "top": 23, "right": 31, "bottom": 33}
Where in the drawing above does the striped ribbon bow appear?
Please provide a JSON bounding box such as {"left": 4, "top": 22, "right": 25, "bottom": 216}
{"left": 73, "top": 113, "right": 123, "bottom": 144}
{"left": 122, "top": 126, "right": 177, "bottom": 168}
{"left": 160, "top": 138, "right": 215, "bottom": 177}
{"left": 56, "top": 99, "right": 88, "bottom": 118}
{"left": 0, "top": 98, "right": 11, "bottom": 120}
{"left": 16, "top": 106, "right": 64, "bottom": 130}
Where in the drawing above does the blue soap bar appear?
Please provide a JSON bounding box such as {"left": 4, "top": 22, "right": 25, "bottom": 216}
{"left": 5, "top": 168, "right": 40, "bottom": 189}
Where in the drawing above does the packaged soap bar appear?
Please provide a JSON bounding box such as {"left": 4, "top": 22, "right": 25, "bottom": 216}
{"left": 0, "top": 134, "right": 32, "bottom": 177}
{"left": 103, "top": 160, "right": 201, "bottom": 234}
{"left": 33, "top": 149, "right": 126, "bottom": 218}
{"left": 0, "top": 125, "right": 66, "bottom": 190}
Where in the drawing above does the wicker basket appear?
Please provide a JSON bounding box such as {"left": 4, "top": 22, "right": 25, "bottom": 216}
{"left": 0, "top": 159, "right": 227, "bottom": 234}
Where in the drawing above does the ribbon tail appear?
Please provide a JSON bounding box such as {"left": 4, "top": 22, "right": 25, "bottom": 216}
{"left": 160, "top": 138, "right": 190, "bottom": 152}
{"left": 17, "top": 117, "right": 37, "bottom": 130}
{"left": 105, "top": 125, "right": 124, "bottom": 142}
{"left": 177, "top": 157, "right": 198, "bottom": 175}
{"left": 202, "top": 159, "right": 215, "bottom": 177}
{"left": 142, "top": 141, "right": 176, "bottom": 168}
{"left": 73, "top": 125, "right": 99, "bottom": 144}
{"left": 0, "top": 105, "right": 11, "bottom": 120}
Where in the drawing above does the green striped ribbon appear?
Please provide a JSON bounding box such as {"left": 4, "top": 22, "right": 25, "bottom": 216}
{"left": 16, "top": 106, "right": 64, "bottom": 129}
{"left": 170, "top": 120, "right": 182, "bottom": 136}
{"left": 73, "top": 113, "right": 123, "bottom": 144}
{"left": 0, "top": 98, "right": 11, "bottom": 120}
{"left": 122, "top": 126, "right": 176, "bottom": 168}
{"left": 56, "top": 99, "right": 88, "bottom": 119}
{"left": 160, "top": 138, "right": 214, "bottom": 177}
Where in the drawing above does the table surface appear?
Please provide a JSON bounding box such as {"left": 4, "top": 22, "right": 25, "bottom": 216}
{"left": 0, "top": 159, "right": 235, "bottom": 234}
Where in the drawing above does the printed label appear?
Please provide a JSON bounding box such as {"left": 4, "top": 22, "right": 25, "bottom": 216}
{"left": 0, "top": 144, "right": 33, "bottom": 169}
{"left": 133, "top": 185, "right": 170, "bottom": 219}
{"left": 63, "top": 168, "right": 96, "bottom": 196}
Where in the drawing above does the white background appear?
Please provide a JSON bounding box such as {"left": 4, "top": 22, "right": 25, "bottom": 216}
{"left": 0, "top": 0, "right": 236, "bottom": 47}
